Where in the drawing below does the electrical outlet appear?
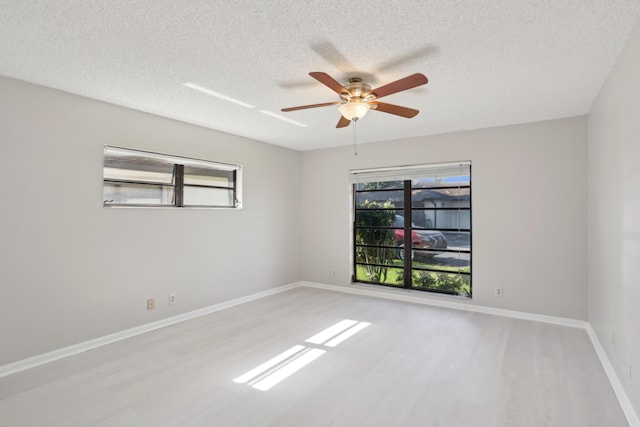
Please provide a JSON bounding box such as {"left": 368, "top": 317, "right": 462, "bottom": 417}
{"left": 169, "top": 294, "right": 176, "bottom": 305}
{"left": 495, "top": 287, "right": 503, "bottom": 297}
{"left": 624, "top": 357, "right": 632, "bottom": 378}
{"left": 147, "top": 298, "right": 155, "bottom": 310}
{"left": 611, "top": 334, "right": 616, "bottom": 349}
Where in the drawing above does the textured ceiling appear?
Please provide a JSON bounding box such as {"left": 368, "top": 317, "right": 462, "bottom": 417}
{"left": 1, "top": 0, "right": 639, "bottom": 151}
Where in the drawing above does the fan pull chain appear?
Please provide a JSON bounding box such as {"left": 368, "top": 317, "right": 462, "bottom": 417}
{"left": 352, "top": 117, "right": 358, "bottom": 156}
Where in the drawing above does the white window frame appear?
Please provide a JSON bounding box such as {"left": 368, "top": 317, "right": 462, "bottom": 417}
{"left": 103, "top": 146, "right": 242, "bottom": 209}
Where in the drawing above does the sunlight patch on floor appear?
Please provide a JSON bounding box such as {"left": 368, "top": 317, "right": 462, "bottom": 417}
{"left": 233, "top": 319, "right": 371, "bottom": 391}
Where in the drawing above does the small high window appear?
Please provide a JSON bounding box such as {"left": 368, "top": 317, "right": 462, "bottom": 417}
{"left": 103, "top": 146, "right": 242, "bottom": 208}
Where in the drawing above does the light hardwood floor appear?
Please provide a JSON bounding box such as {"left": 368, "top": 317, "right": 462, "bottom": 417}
{"left": 0, "top": 287, "right": 628, "bottom": 426}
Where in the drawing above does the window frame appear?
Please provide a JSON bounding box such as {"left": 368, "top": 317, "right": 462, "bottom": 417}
{"left": 350, "top": 162, "right": 472, "bottom": 297}
{"left": 103, "top": 146, "right": 242, "bottom": 209}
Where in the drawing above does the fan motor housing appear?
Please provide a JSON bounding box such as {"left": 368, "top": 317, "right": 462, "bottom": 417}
{"left": 342, "top": 77, "right": 372, "bottom": 101}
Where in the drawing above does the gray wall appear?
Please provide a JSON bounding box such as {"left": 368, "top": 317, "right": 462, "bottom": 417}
{"left": 300, "top": 117, "right": 588, "bottom": 320}
{"left": 0, "top": 76, "right": 302, "bottom": 366}
{"left": 588, "top": 21, "right": 640, "bottom": 415}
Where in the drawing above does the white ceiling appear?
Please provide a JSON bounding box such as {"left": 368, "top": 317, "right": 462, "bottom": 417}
{"left": 1, "top": 1, "right": 639, "bottom": 151}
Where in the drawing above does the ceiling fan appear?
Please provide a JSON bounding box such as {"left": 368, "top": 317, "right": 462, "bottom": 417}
{"left": 281, "top": 72, "right": 428, "bottom": 128}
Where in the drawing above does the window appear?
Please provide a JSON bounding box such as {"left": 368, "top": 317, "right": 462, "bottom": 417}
{"left": 351, "top": 162, "right": 471, "bottom": 297}
{"left": 103, "top": 146, "right": 242, "bottom": 208}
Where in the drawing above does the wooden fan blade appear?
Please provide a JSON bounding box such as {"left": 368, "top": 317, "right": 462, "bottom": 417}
{"left": 336, "top": 116, "right": 351, "bottom": 128}
{"left": 372, "top": 102, "right": 420, "bottom": 118}
{"left": 281, "top": 102, "right": 339, "bottom": 112}
{"left": 309, "top": 72, "right": 351, "bottom": 96}
{"left": 368, "top": 73, "right": 428, "bottom": 99}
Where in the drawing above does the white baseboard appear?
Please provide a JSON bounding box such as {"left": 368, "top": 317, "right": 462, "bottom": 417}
{"left": 0, "top": 282, "right": 299, "bottom": 379}
{"left": 300, "top": 281, "right": 588, "bottom": 328}
{"left": 586, "top": 325, "right": 640, "bottom": 427}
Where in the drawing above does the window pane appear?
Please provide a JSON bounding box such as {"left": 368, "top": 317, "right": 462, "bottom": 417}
{"left": 355, "top": 228, "right": 398, "bottom": 247}
{"left": 183, "top": 166, "right": 234, "bottom": 188}
{"left": 414, "top": 209, "right": 470, "bottom": 230}
{"left": 355, "top": 190, "right": 403, "bottom": 208}
{"left": 411, "top": 168, "right": 470, "bottom": 188}
{"left": 410, "top": 230, "right": 448, "bottom": 250}
{"left": 104, "top": 182, "right": 174, "bottom": 205}
{"left": 104, "top": 160, "right": 174, "bottom": 184}
{"left": 411, "top": 272, "right": 470, "bottom": 296}
{"left": 411, "top": 250, "right": 470, "bottom": 273}
{"left": 355, "top": 209, "right": 400, "bottom": 228}
{"left": 441, "top": 231, "right": 471, "bottom": 250}
{"left": 355, "top": 247, "right": 403, "bottom": 263}
{"left": 411, "top": 188, "right": 470, "bottom": 208}
{"left": 183, "top": 186, "right": 234, "bottom": 207}
{"left": 355, "top": 264, "right": 404, "bottom": 287}
{"left": 355, "top": 181, "right": 403, "bottom": 190}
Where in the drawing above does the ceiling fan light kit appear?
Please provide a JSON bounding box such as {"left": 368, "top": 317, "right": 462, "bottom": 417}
{"left": 282, "top": 71, "right": 428, "bottom": 128}
{"left": 339, "top": 101, "right": 370, "bottom": 120}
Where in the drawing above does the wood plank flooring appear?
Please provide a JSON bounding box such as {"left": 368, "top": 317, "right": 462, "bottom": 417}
{"left": 0, "top": 287, "right": 628, "bottom": 426}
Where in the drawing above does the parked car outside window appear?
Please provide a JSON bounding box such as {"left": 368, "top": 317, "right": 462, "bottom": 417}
{"left": 393, "top": 215, "right": 447, "bottom": 259}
